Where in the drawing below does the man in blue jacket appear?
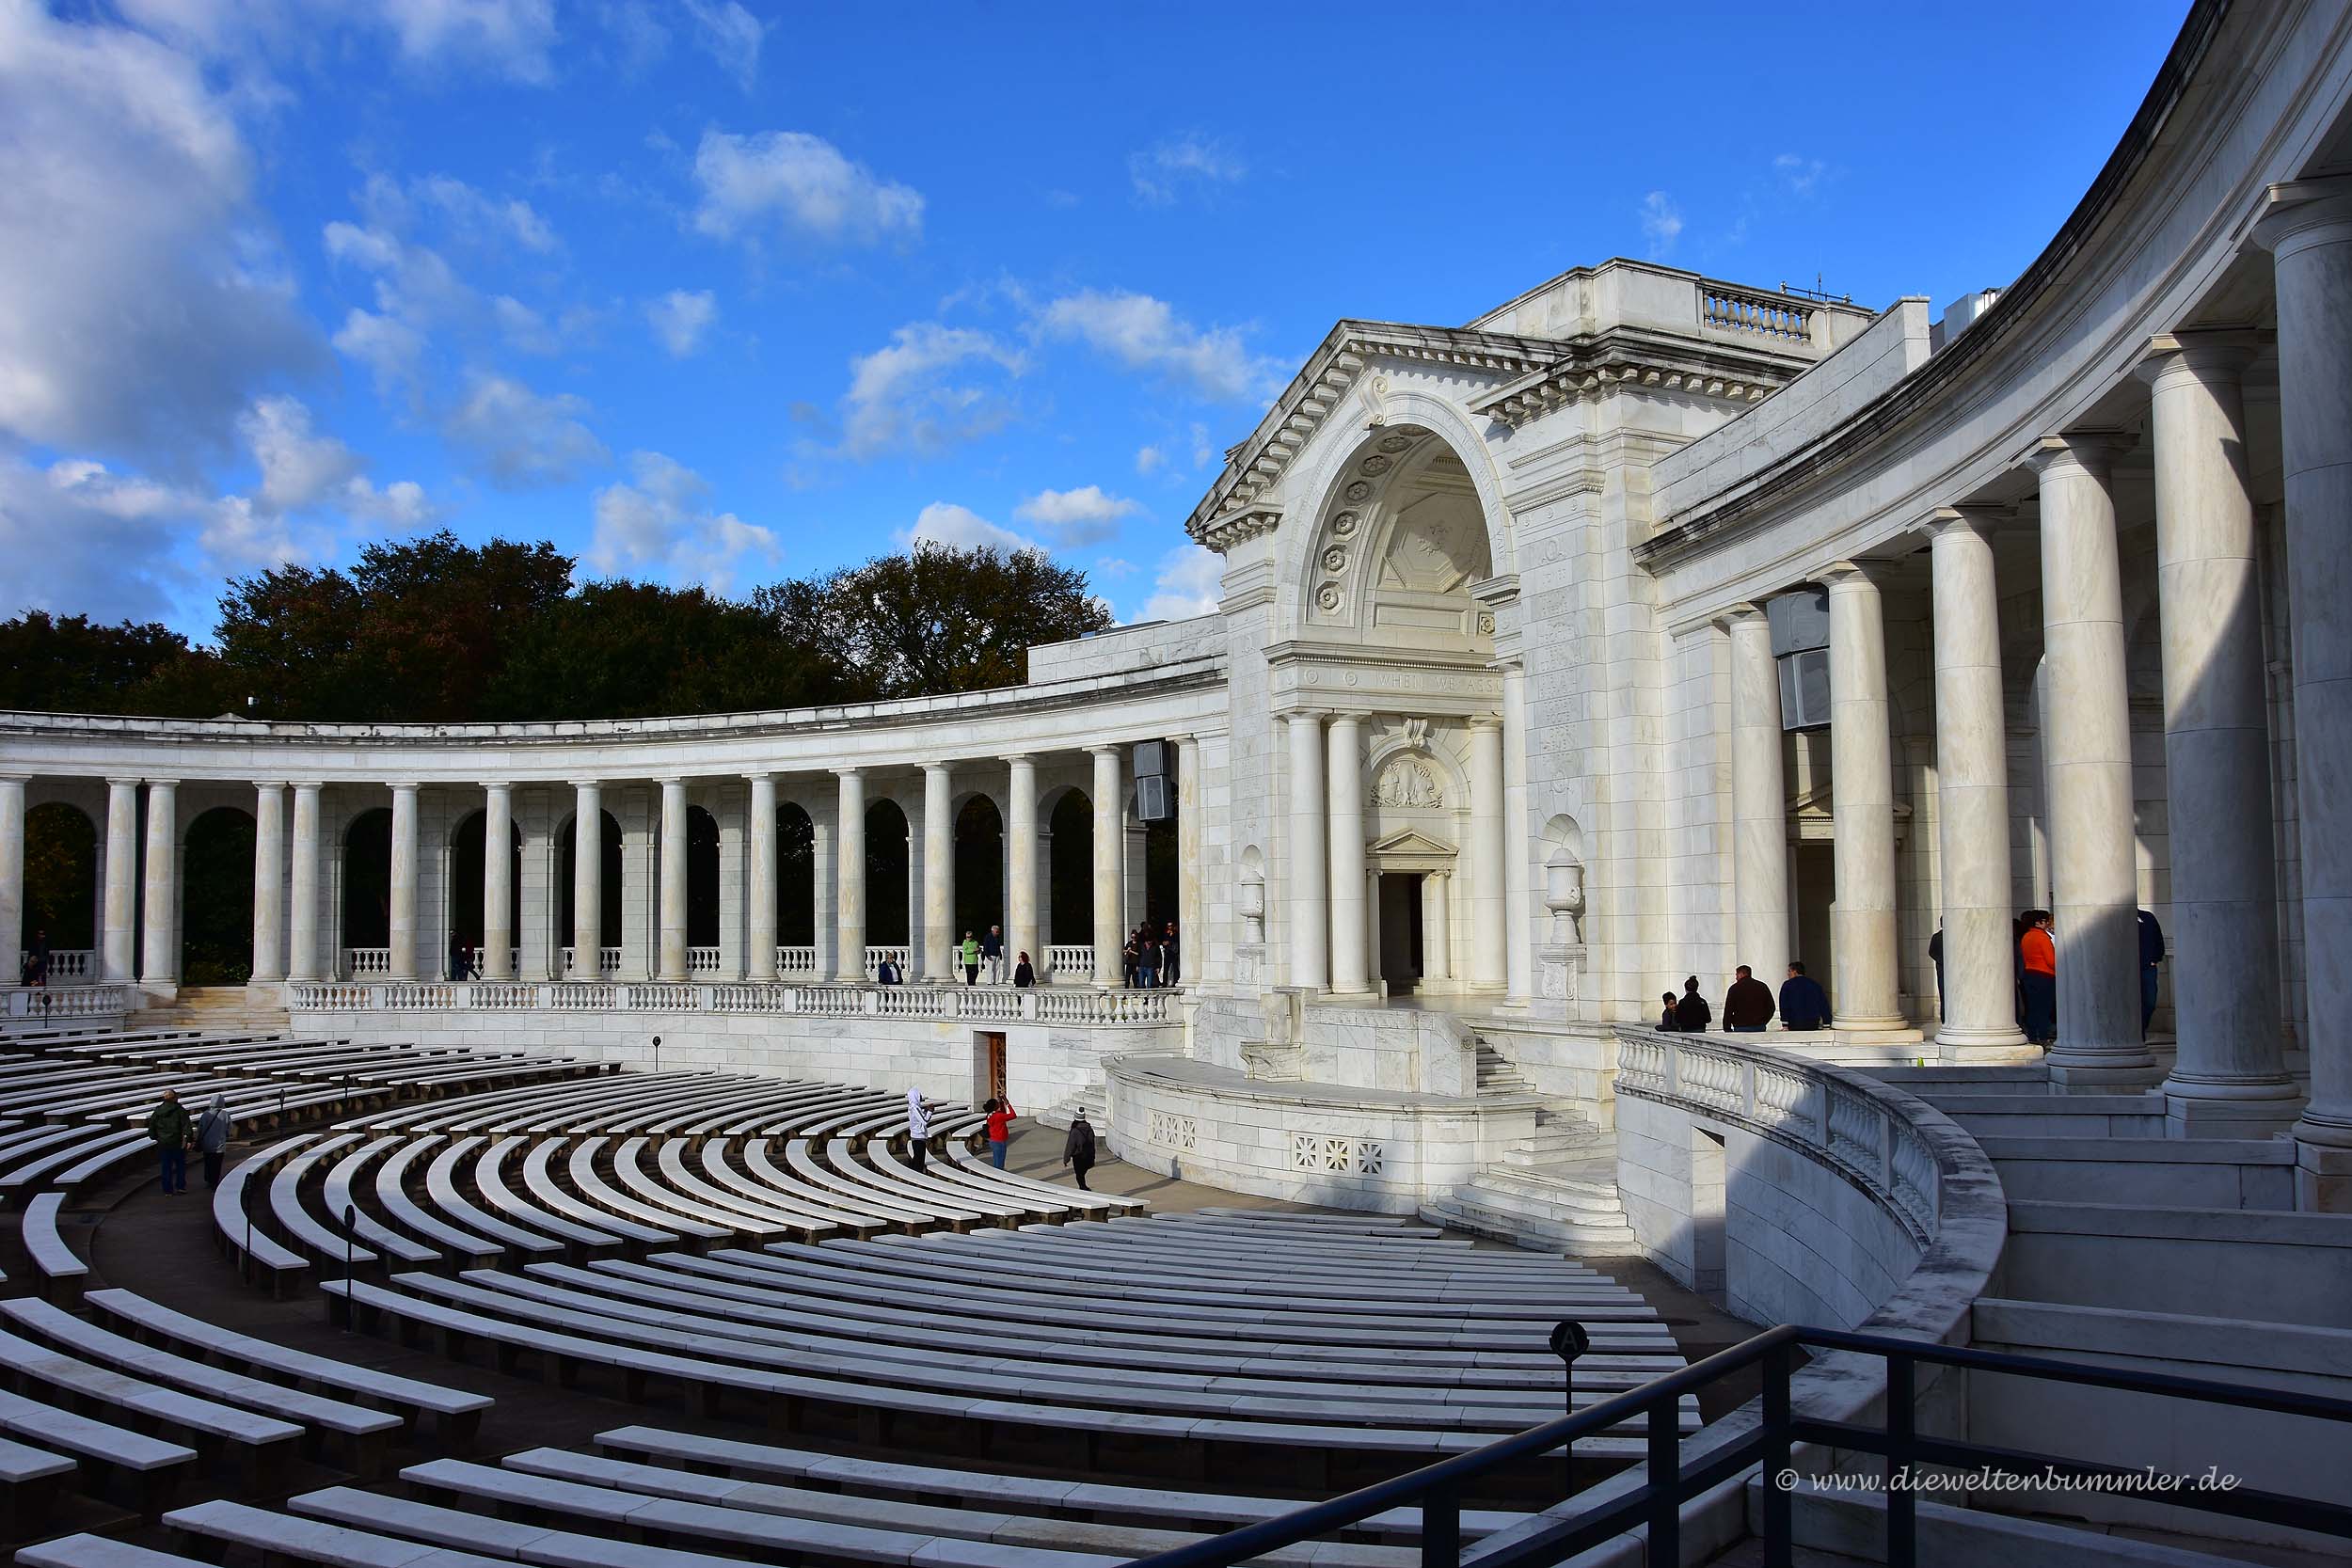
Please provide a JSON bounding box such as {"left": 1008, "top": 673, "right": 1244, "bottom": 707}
{"left": 1779, "top": 961, "right": 1831, "bottom": 1032}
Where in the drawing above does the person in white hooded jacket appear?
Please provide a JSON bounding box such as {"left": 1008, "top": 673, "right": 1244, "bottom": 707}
{"left": 905, "top": 1085, "right": 934, "bottom": 1171}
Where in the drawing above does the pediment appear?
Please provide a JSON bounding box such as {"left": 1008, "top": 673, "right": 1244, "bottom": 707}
{"left": 1369, "top": 829, "right": 1457, "bottom": 858}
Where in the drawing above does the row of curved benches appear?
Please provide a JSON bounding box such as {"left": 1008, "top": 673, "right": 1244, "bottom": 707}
{"left": 326, "top": 1209, "right": 1693, "bottom": 1493}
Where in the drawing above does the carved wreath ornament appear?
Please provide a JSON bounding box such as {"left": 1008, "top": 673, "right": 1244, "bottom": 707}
{"left": 1373, "top": 757, "right": 1445, "bottom": 809}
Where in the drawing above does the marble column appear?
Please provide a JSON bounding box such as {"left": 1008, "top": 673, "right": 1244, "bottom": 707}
{"left": 250, "top": 784, "right": 285, "bottom": 984}
{"left": 1502, "top": 665, "right": 1534, "bottom": 1002}
{"left": 289, "top": 784, "right": 322, "bottom": 981}
{"left": 103, "top": 779, "right": 138, "bottom": 983}
{"left": 745, "top": 774, "right": 777, "bottom": 981}
{"left": 388, "top": 783, "right": 419, "bottom": 980}
{"left": 483, "top": 784, "right": 514, "bottom": 980}
{"left": 0, "top": 777, "right": 23, "bottom": 987}
{"left": 1327, "top": 715, "right": 1370, "bottom": 995}
{"left": 1090, "top": 747, "right": 1124, "bottom": 985}
{"left": 139, "top": 779, "right": 178, "bottom": 986}
{"left": 657, "top": 779, "right": 689, "bottom": 981}
{"left": 571, "top": 781, "right": 602, "bottom": 975}
{"left": 1286, "top": 714, "right": 1327, "bottom": 990}
{"left": 922, "top": 765, "right": 954, "bottom": 980}
{"left": 1724, "top": 607, "right": 1793, "bottom": 972}
{"left": 1467, "top": 718, "right": 1507, "bottom": 990}
{"left": 834, "top": 769, "right": 866, "bottom": 982}
{"left": 2028, "top": 435, "right": 2153, "bottom": 1077}
{"left": 2253, "top": 179, "right": 2352, "bottom": 1164}
{"left": 1927, "top": 512, "right": 2028, "bottom": 1053}
{"left": 2140, "top": 336, "right": 2299, "bottom": 1125}
{"left": 1176, "top": 736, "right": 1203, "bottom": 984}
{"left": 1422, "top": 871, "right": 1453, "bottom": 982}
{"left": 1824, "top": 562, "right": 1904, "bottom": 1030}
{"left": 1007, "top": 757, "right": 1038, "bottom": 974}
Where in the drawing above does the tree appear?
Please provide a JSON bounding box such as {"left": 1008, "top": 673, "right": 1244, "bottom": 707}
{"left": 0, "top": 612, "right": 230, "bottom": 715}
{"left": 215, "top": 531, "right": 572, "bottom": 721}
{"left": 765, "top": 543, "right": 1111, "bottom": 700}
{"left": 485, "top": 579, "right": 846, "bottom": 721}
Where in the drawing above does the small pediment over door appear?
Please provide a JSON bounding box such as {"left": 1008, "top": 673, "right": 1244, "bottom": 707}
{"left": 1787, "top": 784, "right": 1911, "bottom": 846}
{"left": 1368, "top": 828, "right": 1458, "bottom": 871}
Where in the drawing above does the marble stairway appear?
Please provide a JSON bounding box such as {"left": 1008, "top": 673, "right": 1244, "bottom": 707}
{"left": 1035, "top": 1080, "right": 1108, "bottom": 1132}
{"left": 1422, "top": 1037, "right": 1639, "bottom": 1252}
{"left": 138, "top": 984, "right": 292, "bottom": 1035}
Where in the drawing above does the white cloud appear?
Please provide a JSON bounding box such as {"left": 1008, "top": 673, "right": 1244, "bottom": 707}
{"left": 1639, "top": 191, "right": 1682, "bottom": 258}
{"left": 1773, "top": 152, "right": 1829, "bottom": 198}
{"left": 691, "top": 129, "right": 923, "bottom": 246}
{"left": 1129, "top": 134, "right": 1245, "bottom": 205}
{"left": 331, "top": 308, "right": 426, "bottom": 398}
{"left": 443, "top": 373, "right": 608, "bottom": 487}
{"left": 371, "top": 0, "right": 557, "bottom": 84}
{"left": 588, "top": 451, "right": 778, "bottom": 592}
{"left": 494, "top": 295, "right": 559, "bottom": 355}
{"left": 646, "top": 289, "right": 718, "bottom": 357}
{"left": 237, "top": 394, "right": 437, "bottom": 526}
{"left": 1190, "top": 421, "right": 1216, "bottom": 468}
{"left": 1134, "top": 445, "right": 1165, "bottom": 475}
{"left": 239, "top": 395, "right": 363, "bottom": 514}
{"left": 900, "top": 502, "right": 1042, "bottom": 557}
{"left": 0, "top": 4, "right": 321, "bottom": 465}
{"left": 1012, "top": 485, "right": 1143, "bottom": 548}
{"left": 408, "top": 174, "right": 558, "bottom": 253}
{"left": 1093, "top": 557, "right": 1137, "bottom": 579}
{"left": 1032, "top": 290, "right": 1274, "bottom": 403}
{"left": 683, "top": 0, "right": 763, "bottom": 89}
{"left": 1140, "top": 544, "right": 1221, "bottom": 622}
{"left": 840, "top": 323, "right": 1025, "bottom": 460}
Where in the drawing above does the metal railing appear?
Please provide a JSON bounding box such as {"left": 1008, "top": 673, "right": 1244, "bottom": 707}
{"left": 1123, "top": 1322, "right": 2352, "bottom": 1568}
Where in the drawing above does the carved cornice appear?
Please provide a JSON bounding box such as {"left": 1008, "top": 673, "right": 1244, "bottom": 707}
{"left": 1195, "top": 505, "right": 1282, "bottom": 552}
{"left": 1469, "top": 344, "right": 1798, "bottom": 430}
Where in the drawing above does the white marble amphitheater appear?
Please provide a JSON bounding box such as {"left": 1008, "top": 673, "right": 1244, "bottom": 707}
{"left": 0, "top": 4, "right": 2349, "bottom": 1566}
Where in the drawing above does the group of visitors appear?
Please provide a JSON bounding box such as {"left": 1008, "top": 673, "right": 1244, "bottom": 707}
{"left": 145, "top": 1089, "right": 231, "bottom": 1195}
{"left": 1661, "top": 903, "right": 2169, "bottom": 1048}
{"left": 1121, "top": 922, "right": 1179, "bottom": 988}
{"left": 949, "top": 927, "right": 1037, "bottom": 987}
{"left": 1656, "top": 962, "right": 1831, "bottom": 1035}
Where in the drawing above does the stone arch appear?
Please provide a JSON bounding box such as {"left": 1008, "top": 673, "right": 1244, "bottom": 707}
{"left": 1043, "top": 785, "right": 1094, "bottom": 945}
{"left": 183, "top": 805, "right": 256, "bottom": 985}
{"left": 446, "top": 809, "right": 522, "bottom": 967}
{"left": 23, "top": 801, "right": 98, "bottom": 959}
{"left": 342, "top": 807, "right": 393, "bottom": 952}
{"left": 776, "top": 801, "right": 817, "bottom": 946}
{"left": 556, "top": 809, "right": 625, "bottom": 953}
{"left": 1279, "top": 388, "right": 1517, "bottom": 634}
{"left": 686, "top": 804, "right": 721, "bottom": 949}
{"left": 952, "top": 795, "right": 1004, "bottom": 940}
{"left": 865, "top": 798, "right": 912, "bottom": 946}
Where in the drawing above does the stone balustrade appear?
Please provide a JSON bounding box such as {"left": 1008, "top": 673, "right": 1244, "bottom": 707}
{"left": 286, "top": 978, "right": 1183, "bottom": 1022}
{"left": 1045, "top": 943, "right": 1092, "bottom": 978}
{"left": 2, "top": 984, "right": 130, "bottom": 1022}
{"left": 40, "top": 950, "right": 94, "bottom": 982}
{"left": 1699, "top": 280, "right": 1818, "bottom": 343}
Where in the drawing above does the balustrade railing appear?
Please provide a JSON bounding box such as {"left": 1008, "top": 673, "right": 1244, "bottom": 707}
{"left": 863, "top": 944, "right": 912, "bottom": 979}
{"left": 1700, "top": 281, "right": 1815, "bottom": 341}
{"left": 3, "top": 984, "right": 130, "bottom": 1021}
{"left": 1045, "top": 943, "right": 1093, "bottom": 978}
{"left": 344, "top": 947, "right": 390, "bottom": 977}
{"left": 687, "top": 946, "right": 722, "bottom": 974}
{"left": 560, "top": 946, "right": 623, "bottom": 976}
{"left": 776, "top": 945, "right": 818, "bottom": 976}
{"left": 287, "top": 977, "right": 1183, "bottom": 1023}
{"left": 1615, "top": 1026, "right": 1942, "bottom": 1241}
{"left": 39, "top": 949, "right": 95, "bottom": 983}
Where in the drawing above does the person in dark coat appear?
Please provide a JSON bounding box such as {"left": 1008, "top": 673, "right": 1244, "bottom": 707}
{"left": 1779, "top": 961, "right": 1831, "bottom": 1031}
{"left": 1658, "top": 992, "right": 1682, "bottom": 1030}
{"left": 147, "top": 1090, "right": 190, "bottom": 1196}
{"left": 2137, "top": 908, "right": 2166, "bottom": 1039}
{"left": 1063, "top": 1109, "right": 1099, "bottom": 1191}
{"left": 1723, "top": 965, "right": 1775, "bottom": 1032}
{"left": 1012, "top": 952, "right": 1036, "bottom": 988}
{"left": 1673, "top": 975, "right": 1711, "bottom": 1033}
{"left": 1161, "top": 921, "right": 1181, "bottom": 986}
{"left": 1927, "top": 927, "right": 1945, "bottom": 1021}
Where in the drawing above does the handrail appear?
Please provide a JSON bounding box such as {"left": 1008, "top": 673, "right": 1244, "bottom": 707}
{"left": 1122, "top": 1322, "right": 2352, "bottom": 1568}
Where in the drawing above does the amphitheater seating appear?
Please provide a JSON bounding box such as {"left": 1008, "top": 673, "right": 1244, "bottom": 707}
{"left": 18, "top": 1194, "right": 86, "bottom": 1305}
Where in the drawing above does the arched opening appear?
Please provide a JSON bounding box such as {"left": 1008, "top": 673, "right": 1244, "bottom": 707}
{"left": 23, "top": 803, "right": 97, "bottom": 976}
{"left": 342, "top": 807, "right": 393, "bottom": 959}
{"left": 953, "top": 797, "right": 1003, "bottom": 940}
{"left": 557, "top": 810, "right": 625, "bottom": 952}
{"left": 183, "top": 806, "right": 255, "bottom": 985}
{"left": 865, "top": 800, "right": 911, "bottom": 946}
{"left": 1305, "top": 427, "right": 1497, "bottom": 647}
{"left": 1143, "top": 816, "right": 1177, "bottom": 930}
{"left": 688, "top": 806, "right": 721, "bottom": 950}
{"left": 1047, "top": 790, "right": 1092, "bottom": 944}
{"left": 448, "top": 811, "right": 522, "bottom": 973}
{"left": 777, "top": 803, "right": 816, "bottom": 947}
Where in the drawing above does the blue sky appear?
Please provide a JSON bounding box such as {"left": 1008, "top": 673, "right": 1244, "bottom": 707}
{"left": 0, "top": 0, "right": 2189, "bottom": 639}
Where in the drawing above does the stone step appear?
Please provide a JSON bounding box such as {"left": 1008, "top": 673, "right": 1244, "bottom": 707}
{"left": 1470, "top": 1166, "right": 1629, "bottom": 1213}
{"left": 1035, "top": 1084, "right": 1107, "bottom": 1132}
{"left": 1419, "top": 1191, "right": 1640, "bottom": 1255}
